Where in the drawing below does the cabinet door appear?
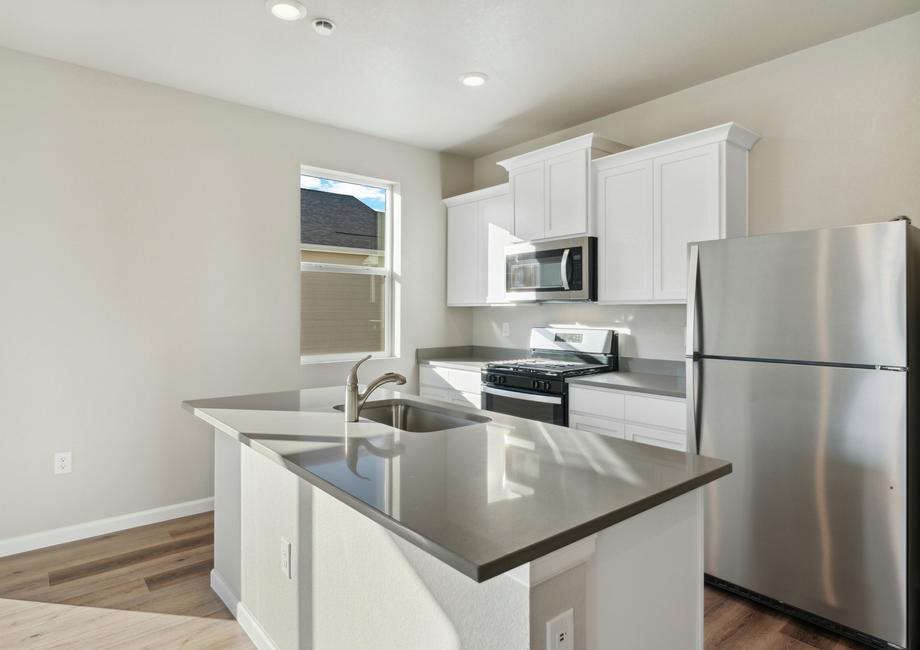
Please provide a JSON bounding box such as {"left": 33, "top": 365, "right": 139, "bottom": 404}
{"left": 479, "top": 192, "right": 516, "bottom": 303}
{"left": 597, "top": 160, "right": 654, "bottom": 301}
{"left": 419, "top": 365, "right": 451, "bottom": 390}
{"left": 449, "top": 391, "right": 481, "bottom": 410}
{"left": 546, "top": 150, "right": 588, "bottom": 238}
{"left": 624, "top": 393, "right": 686, "bottom": 431}
{"left": 568, "top": 385, "right": 625, "bottom": 420}
{"left": 419, "top": 385, "right": 451, "bottom": 403}
{"left": 653, "top": 144, "right": 720, "bottom": 301}
{"left": 446, "top": 202, "right": 481, "bottom": 305}
{"left": 625, "top": 423, "right": 687, "bottom": 451}
{"left": 510, "top": 161, "right": 546, "bottom": 240}
{"left": 569, "top": 413, "right": 625, "bottom": 439}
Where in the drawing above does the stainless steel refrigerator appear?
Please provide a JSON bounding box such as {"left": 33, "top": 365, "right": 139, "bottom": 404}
{"left": 687, "top": 219, "right": 917, "bottom": 649}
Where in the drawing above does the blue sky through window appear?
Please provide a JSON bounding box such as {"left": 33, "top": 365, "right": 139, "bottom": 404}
{"left": 300, "top": 175, "right": 387, "bottom": 212}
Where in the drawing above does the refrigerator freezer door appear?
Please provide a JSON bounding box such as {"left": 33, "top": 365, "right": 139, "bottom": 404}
{"left": 694, "top": 221, "right": 906, "bottom": 367}
{"left": 698, "top": 358, "right": 907, "bottom": 646}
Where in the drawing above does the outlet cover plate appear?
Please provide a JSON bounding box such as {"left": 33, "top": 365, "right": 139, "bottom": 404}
{"left": 546, "top": 608, "right": 574, "bottom": 650}
{"left": 54, "top": 452, "right": 72, "bottom": 475}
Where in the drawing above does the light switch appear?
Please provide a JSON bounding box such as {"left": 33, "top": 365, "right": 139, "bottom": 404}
{"left": 280, "top": 537, "right": 292, "bottom": 579}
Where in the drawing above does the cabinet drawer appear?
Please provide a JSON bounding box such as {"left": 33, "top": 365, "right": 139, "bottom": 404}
{"left": 625, "top": 423, "right": 687, "bottom": 452}
{"left": 569, "top": 386, "right": 625, "bottom": 420}
{"left": 419, "top": 365, "right": 481, "bottom": 395}
{"left": 419, "top": 366, "right": 451, "bottom": 390}
{"left": 450, "top": 369, "right": 482, "bottom": 394}
{"left": 624, "top": 394, "right": 685, "bottom": 431}
{"left": 569, "top": 413, "right": 625, "bottom": 439}
{"left": 449, "top": 391, "right": 481, "bottom": 409}
{"left": 419, "top": 385, "right": 450, "bottom": 403}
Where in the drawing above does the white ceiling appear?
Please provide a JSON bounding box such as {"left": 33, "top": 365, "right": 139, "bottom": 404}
{"left": 1, "top": 1, "right": 917, "bottom": 157}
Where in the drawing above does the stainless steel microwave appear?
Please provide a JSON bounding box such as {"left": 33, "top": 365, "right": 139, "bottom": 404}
{"left": 505, "top": 236, "right": 597, "bottom": 302}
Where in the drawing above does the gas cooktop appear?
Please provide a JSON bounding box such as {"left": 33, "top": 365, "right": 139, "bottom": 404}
{"left": 486, "top": 357, "right": 613, "bottom": 378}
{"left": 484, "top": 327, "right": 619, "bottom": 379}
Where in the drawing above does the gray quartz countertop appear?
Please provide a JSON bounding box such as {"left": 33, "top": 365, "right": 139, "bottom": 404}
{"left": 567, "top": 371, "right": 687, "bottom": 398}
{"left": 184, "top": 386, "right": 727, "bottom": 582}
{"left": 416, "top": 345, "right": 527, "bottom": 372}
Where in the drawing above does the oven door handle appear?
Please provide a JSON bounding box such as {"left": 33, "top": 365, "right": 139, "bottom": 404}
{"left": 481, "top": 386, "right": 563, "bottom": 405}
{"left": 560, "top": 248, "right": 570, "bottom": 290}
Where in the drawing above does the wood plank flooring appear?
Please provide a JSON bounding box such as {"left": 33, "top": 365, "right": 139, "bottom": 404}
{"left": 0, "top": 512, "right": 870, "bottom": 649}
{"left": 0, "top": 512, "right": 252, "bottom": 648}
{"left": 704, "top": 583, "right": 872, "bottom": 649}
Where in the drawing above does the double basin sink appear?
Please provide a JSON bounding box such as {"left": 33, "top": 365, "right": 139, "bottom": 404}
{"left": 334, "top": 398, "right": 490, "bottom": 433}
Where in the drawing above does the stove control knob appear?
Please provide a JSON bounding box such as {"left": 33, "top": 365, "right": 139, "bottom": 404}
{"left": 499, "top": 376, "right": 507, "bottom": 385}
{"left": 486, "top": 374, "right": 497, "bottom": 384}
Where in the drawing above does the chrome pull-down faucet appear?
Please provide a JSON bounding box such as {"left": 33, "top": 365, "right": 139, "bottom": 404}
{"left": 344, "top": 355, "right": 407, "bottom": 422}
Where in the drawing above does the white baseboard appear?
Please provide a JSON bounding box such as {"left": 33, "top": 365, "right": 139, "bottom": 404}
{"left": 211, "top": 569, "right": 278, "bottom": 650}
{"left": 0, "top": 496, "right": 214, "bottom": 558}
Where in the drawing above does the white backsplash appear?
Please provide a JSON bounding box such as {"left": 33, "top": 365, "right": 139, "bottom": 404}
{"left": 471, "top": 303, "right": 686, "bottom": 361}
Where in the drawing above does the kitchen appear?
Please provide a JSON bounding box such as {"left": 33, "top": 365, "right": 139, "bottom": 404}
{"left": 1, "top": 2, "right": 919, "bottom": 649}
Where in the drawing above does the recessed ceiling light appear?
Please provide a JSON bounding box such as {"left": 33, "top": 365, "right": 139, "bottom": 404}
{"left": 312, "top": 18, "right": 336, "bottom": 36}
{"left": 266, "top": 0, "right": 306, "bottom": 21}
{"left": 459, "top": 72, "right": 488, "bottom": 88}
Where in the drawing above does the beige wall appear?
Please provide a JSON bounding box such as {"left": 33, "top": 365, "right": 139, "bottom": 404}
{"left": 0, "top": 47, "right": 472, "bottom": 540}
{"left": 472, "top": 12, "right": 920, "bottom": 356}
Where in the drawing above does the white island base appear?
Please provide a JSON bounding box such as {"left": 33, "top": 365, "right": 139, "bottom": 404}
{"left": 211, "top": 432, "right": 704, "bottom": 650}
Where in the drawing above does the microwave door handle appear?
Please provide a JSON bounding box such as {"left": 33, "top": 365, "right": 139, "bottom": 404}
{"left": 560, "top": 248, "right": 570, "bottom": 290}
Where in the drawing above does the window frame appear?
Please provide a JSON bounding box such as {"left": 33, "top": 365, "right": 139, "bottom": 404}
{"left": 299, "top": 165, "right": 397, "bottom": 365}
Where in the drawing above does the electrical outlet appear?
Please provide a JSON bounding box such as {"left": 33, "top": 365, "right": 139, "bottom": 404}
{"left": 501, "top": 322, "right": 510, "bottom": 337}
{"left": 546, "top": 609, "right": 573, "bottom": 650}
{"left": 280, "top": 537, "right": 292, "bottom": 579}
{"left": 54, "top": 452, "right": 72, "bottom": 475}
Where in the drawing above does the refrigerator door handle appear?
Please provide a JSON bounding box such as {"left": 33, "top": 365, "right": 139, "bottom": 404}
{"left": 685, "top": 243, "right": 700, "bottom": 358}
{"left": 686, "top": 358, "right": 700, "bottom": 454}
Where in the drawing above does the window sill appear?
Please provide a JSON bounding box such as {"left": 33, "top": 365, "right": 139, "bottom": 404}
{"left": 300, "top": 354, "right": 400, "bottom": 366}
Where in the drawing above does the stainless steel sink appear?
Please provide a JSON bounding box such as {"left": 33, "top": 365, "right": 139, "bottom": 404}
{"left": 333, "top": 399, "right": 490, "bottom": 432}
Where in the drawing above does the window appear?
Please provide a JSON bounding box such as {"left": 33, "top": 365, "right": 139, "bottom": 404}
{"left": 300, "top": 166, "right": 395, "bottom": 361}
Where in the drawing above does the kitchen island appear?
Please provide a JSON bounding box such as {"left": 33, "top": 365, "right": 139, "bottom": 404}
{"left": 184, "top": 386, "right": 730, "bottom": 650}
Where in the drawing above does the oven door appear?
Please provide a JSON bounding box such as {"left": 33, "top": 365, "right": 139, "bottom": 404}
{"left": 481, "top": 386, "right": 566, "bottom": 425}
{"left": 505, "top": 237, "right": 596, "bottom": 302}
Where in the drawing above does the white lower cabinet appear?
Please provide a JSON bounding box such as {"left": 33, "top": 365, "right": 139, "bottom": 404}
{"left": 418, "top": 385, "right": 450, "bottom": 402}
{"left": 625, "top": 423, "right": 686, "bottom": 451}
{"left": 568, "top": 384, "right": 687, "bottom": 452}
{"left": 419, "top": 365, "right": 481, "bottom": 408}
{"left": 569, "top": 412, "right": 626, "bottom": 439}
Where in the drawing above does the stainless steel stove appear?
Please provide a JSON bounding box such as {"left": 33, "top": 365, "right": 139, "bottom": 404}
{"left": 481, "top": 327, "right": 618, "bottom": 425}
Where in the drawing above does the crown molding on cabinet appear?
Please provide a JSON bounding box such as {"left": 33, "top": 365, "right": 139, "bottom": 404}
{"left": 496, "top": 133, "right": 625, "bottom": 171}
{"left": 443, "top": 182, "right": 509, "bottom": 207}
{"left": 594, "top": 122, "right": 760, "bottom": 171}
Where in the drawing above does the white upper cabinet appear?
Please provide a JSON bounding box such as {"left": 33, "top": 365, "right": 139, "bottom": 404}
{"left": 596, "top": 160, "right": 655, "bottom": 302}
{"left": 498, "top": 134, "right": 625, "bottom": 241}
{"left": 446, "top": 201, "right": 479, "bottom": 305}
{"left": 653, "top": 144, "right": 721, "bottom": 300}
{"left": 595, "top": 123, "right": 759, "bottom": 303}
{"left": 510, "top": 162, "right": 545, "bottom": 240}
{"left": 546, "top": 150, "right": 589, "bottom": 238}
{"left": 444, "top": 184, "right": 516, "bottom": 306}
{"left": 479, "top": 192, "right": 515, "bottom": 303}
